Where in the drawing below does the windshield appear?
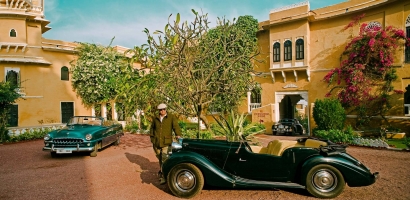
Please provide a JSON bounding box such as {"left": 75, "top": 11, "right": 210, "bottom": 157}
{"left": 67, "top": 116, "right": 102, "bottom": 126}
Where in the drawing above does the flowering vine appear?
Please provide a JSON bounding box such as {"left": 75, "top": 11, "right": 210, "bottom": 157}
{"left": 324, "top": 14, "right": 410, "bottom": 125}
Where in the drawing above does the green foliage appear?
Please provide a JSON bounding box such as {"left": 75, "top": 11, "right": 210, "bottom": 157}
{"left": 313, "top": 98, "right": 346, "bottom": 130}
{"left": 70, "top": 41, "right": 132, "bottom": 107}
{"left": 182, "top": 129, "right": 213, "bottom": 139}
{"left": 243, "top": 123, "right": 265, "bottom": 138}
{"left": 125, "top": 121, "right": 139, "bottom": 133}
{"left": 0, "top": 81, "right": 21, "bottom": 143}
{"left": 385, "top": 138, "right": 409, "bottom": 149}
{"left": 324, "top": 14, "right": 409, "bottom": 125}
{"left": 122, "top": 11, "right": 260, "bottom": 136}
{"left": 211, "top": 110, "right": 255, "bottom": 141}
{"left": 6, "top": 128, "right": 51, "bottom": 143}
{"left": 313, "top": 126, "right": 356, "bottom": 144}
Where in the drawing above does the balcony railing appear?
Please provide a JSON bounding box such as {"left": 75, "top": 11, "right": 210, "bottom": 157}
{"left": 250, "top": 103, "right": 261, "bottom": 111}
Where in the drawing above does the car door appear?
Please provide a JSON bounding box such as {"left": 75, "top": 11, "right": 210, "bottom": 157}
{"left": 223, "top": 143, "right": 292, "bottom": 181}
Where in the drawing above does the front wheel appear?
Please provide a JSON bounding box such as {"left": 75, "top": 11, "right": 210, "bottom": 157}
{"left": 167, "top": 163, "right": 204, "bottom": 199}
{"left": 90, "top": 143, "right": 99, "bottom": 157}
{"left": 306, "top": 164, "right": 345, "bottom": 199}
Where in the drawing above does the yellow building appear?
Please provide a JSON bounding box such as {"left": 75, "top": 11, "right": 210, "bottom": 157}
{"left": 243, "top": 0, "right": 410, "bottom": 134}
{"left": 0, "top": 0, "right": 94, "bottom": 130}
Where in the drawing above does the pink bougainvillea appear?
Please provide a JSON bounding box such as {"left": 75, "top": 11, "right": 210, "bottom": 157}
{"left": 324, "top": 14, "right": 410, "bottom": 125}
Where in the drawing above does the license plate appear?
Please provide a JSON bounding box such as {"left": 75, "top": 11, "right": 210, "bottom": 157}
{"left": 279, "top": 125, "right": 284, "bottom": 128}
{"left": 56, "top": 149, "right": 72, "bottom": 154}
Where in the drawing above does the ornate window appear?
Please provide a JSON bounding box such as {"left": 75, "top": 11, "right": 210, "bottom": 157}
{"left": 406, "top": 15, "right": 410, "bottom": 63}
{"left": 6, "top": 68, "right": 20, "bottom": 87}
{"left": 296, "top": 38, "right": 304, "bottom": 60}
{"left": 10, "top": 29, "right": 16, "bottom": 37}
{"left": 61, "top": 66, "right": 69, "bottom": 81}
{"left": 364, "top": 21, "right": 382, "bottom": 32}
{"left": 284, "top": 40, "right": 292, "bottom": 61}
{"left": 273, "top": 42, "right": 280, "bottom": 62}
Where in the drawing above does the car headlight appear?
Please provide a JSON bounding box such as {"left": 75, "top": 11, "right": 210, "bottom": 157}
{"left": 44, "top": 134, "right": 51, "bottom": 140}
{"left": 85, "top": 134, "right": 92, "bottom": 140}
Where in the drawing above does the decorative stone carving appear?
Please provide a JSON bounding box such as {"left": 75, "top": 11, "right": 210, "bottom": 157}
{"left": 283, "top": 83, "right": 298, "bottom": 89}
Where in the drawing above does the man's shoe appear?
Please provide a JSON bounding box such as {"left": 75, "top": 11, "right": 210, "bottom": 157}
{"left": 159, "top": 177, "right": 166, "bottom": 185}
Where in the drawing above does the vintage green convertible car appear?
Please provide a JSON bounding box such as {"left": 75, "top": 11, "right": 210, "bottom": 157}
{"left": 42, "top": 116, "right": 123, "bottom": 157}
{"left": 162, "top": 137, "right": 378, "bottom": 199}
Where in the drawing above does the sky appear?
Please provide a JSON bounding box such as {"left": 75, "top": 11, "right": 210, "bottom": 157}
{"left": 42, "top": 0, "right": 346, "bottom": 48}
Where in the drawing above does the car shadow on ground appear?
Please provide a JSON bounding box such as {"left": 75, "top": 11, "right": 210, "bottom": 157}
{"left": 202, "top": 185, "right": 311, "bottom": 197}
{"left": 124, "top": 152, "right": 172, "bottom": 194}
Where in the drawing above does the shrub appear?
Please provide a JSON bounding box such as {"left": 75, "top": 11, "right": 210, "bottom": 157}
{"left": 181, "top": 129, "right": 213, "bottom": 139}
{"left": 125, "top": 121, "right": 140, "bottom": 133}
{"left": 313, "top": 98, "right": 346, "bottom": 130}
{"left": 7, "top": 128, "right": 51, "bottom": 143}
{"left": 313, "top": 126, "right": 356, "bottom": 144}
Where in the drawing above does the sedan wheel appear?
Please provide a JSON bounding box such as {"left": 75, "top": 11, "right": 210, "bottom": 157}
{"left": 167, "top": 163, "right": 204, "bottom": 199}
{"left": 90, "top": 143, "right": 99, "bottom": 157}
{"left": 115, "top": 136, "right": 121, "bottom": 145}
{"left": 306, "top": 164, "right": 345, "bottom": 199}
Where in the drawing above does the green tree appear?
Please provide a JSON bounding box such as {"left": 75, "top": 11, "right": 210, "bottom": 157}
{"left": 122, "top": 10, "right": 260, "bottom": 138}
{"left": 70, "top": 40, "right": 132, "bottom": 108}
{"left": 324, "top": 14, "right": 409, "bottom": 126}
{"left": 0, "top": 81, "right": 21, "bottom": 143}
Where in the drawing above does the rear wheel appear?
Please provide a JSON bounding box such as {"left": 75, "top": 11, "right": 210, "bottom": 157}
{"left": 167, "top": 163, "right": 204, "bottom": 199}
{"left": 306, "top": 164, "right": 345, "bottom": 199}
{"left": 115, "top": 136, "right": 121, "bottom": 145}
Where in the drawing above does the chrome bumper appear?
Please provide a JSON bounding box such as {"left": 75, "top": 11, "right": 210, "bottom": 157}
{"left": 42, "top": 144, "right": 94, "bottom": 152}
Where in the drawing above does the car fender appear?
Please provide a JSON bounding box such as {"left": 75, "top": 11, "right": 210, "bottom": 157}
{"left": 162, "top": 150, "right": 236, "bottom": 188}
{"left": 300, "top": 155, "right": 376, "bottom": 187}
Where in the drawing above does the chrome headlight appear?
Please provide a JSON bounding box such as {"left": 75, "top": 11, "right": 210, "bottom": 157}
{"left": 171, "top": 141, "right": 182, "bottom": 151}
{"left": 85, "top": 134, "right": 92, "bottom": 140}
{"left": 44, "top": 134, "right": 51, "bottom": 141}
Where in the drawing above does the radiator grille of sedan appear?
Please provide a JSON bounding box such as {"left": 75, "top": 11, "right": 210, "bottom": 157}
{"left": 53, "top": 138, "right": 84, "bottom": 146}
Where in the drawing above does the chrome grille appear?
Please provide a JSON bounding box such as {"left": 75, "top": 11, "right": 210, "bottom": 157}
{"left": 53, "top": 138, "right": 84, "bottom": 146}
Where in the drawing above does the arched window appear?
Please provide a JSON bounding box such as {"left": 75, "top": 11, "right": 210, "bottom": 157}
{"left": 10, "top": 29, "right": 16, "bottom": 37}
{"left": 405, "top": 15, "right": 410, "bottom": 63}
{"left": 273, "top": 42, "right": 280, "bottom": 62}
{"left": 61, "top": 66, "right": 69, "bottom": 81}
{"left": 284, "top": 40, "right": 292, "bottom": 61}
{"left": 296, "top": 38, "right": 304, "bottom": 60}
{"left": 364, "top": 21, "right": 382, "bottom": 32}
{"left": 6, "top": 69, "right": 19, "bottom": 87}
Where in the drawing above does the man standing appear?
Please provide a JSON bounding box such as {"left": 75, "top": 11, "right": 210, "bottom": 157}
{"left": 150, "top": 103, "right": 182, "bottom": 184}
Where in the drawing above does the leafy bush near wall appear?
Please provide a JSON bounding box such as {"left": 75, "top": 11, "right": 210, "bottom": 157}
{"left": 125, "top": 121, "right": 140, "bottom": 133}
{"left": 313, "top": 126, "right": 356, "bottom": 144}
{"left": 6, "top": 128, "right": 51, "bottom": 143}
{"left": 313, "top": 98, "right": 346, "bottom": 130}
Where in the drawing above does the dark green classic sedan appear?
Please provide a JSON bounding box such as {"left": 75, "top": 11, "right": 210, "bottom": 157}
{"left": 43, "top": 116, "right": 123, "bottom": 157}
{"left": 162, "top": 137, "right": 378, "bottom": 199}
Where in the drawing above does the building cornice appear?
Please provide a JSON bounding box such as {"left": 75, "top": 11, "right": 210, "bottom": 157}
{"left": 0, "top": 55, "right": 51, "bottom": 65}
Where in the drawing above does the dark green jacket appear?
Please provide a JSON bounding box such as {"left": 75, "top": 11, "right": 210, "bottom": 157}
{"left": 150, "top": 113, "right": 182, "bottom": 148}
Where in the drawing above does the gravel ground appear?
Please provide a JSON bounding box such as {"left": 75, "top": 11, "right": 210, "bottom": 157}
{"left": 0, "top": 133, "right": 409, "bottom": 200}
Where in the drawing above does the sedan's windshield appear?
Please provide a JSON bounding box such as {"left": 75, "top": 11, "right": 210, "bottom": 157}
{"left": 67, "top": 117, "right": 102, "bottom": 126}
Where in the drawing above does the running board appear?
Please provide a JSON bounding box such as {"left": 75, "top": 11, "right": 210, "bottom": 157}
{"left": 232, "top": 176, "right": 305, "bottom": 189}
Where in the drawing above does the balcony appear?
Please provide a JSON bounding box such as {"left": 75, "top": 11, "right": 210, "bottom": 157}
{"left": 270, "top": 65, "right": 309, "bottom": 83}
{"left": 250, "top": 103, "right": 261, "bottom": 111}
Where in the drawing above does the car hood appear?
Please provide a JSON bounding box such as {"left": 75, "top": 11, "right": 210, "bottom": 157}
{"left": 50, "top": 126, "right": 104, "bottom": 138}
